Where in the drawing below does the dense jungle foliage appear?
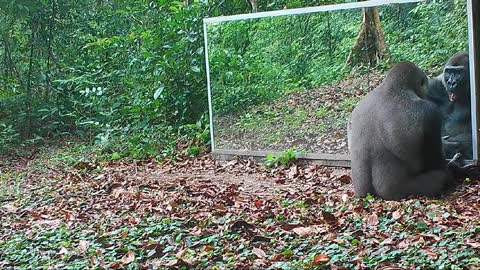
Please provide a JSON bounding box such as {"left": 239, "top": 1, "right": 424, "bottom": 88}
{"left": 0, "top": 0, "right": 469, "bottom": 158}
{"left": 209, "top": 1, "right": 468, "bottom": 115}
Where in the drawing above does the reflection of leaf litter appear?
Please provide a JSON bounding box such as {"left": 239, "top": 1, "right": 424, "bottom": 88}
{"left": 214, "top": 71, "right": 384, "bottom": 154}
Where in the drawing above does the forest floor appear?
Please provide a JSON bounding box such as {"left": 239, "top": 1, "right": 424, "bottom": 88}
{"left": 0, "top": 144, "right": 479, "bottom": 269}
{"left": 214, "top": 71, "right": 385, "bottom": 155}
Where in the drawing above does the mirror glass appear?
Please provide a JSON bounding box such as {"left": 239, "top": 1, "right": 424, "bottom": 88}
{"left": 206, "top": 0, "right": 471, "bottom": 158}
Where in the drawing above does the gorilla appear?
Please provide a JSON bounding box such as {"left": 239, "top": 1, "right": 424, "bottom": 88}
{"left": 348, "top": 61, "right": 471, "bottom": 200}
{"left": 427, "top": 52, "right": 472, "bottom": 159}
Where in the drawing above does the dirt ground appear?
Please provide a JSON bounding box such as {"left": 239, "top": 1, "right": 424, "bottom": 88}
{"left": 1, "top": 149, "right": 479, "bottom": 269}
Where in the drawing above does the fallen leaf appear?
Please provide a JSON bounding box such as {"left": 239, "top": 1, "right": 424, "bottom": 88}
{"left": 204, "top": 245, "right": 215, "bottom": 252}
{"left": 465, "top": 240, "right": 480, "bottom": 249}
{"left": 35, "top": 219, "right": 62, "bottom": 227}
{"left": 120, "top": 231, "right": 128, "bottom": 238}
{"left": 121, "top": 250, "right": 135, "bottom": 264}
{"left": 313, "top": 254, "right": 330, "bottom": 265}
{"left": 293, "top": 226, "right": 316, "bottom": 237}
{"left": 230, "top": 220, "right": 256, "bottom": 232}
{"left": 78, "top": 240, "right": 89, "bottom": 253}
{"left": 322, "top": 211, "right": 338, "bottom": 225}
{"left": 176, "top": 249, "right": 185, "bottom": 259}
{"left": 163, "top": 259, "right": 178, "bottom": 267}
{"left": 214, "top": 204, "right": 227, "bottom": 213}
{"left": 64, "top": 212, "right": 73, "bottom": 221}
{"left": 252, "top": 247, "right": 266, "bottom": 258}
{"left": 251, "top": 235, "right": 272, "bottom": 243}
{"left": 282, "top": 222, "right": 302, "bottom": 231}
{"left": 128, "top": 216, "right": 140, "bottom": 225}
{"left": 271, "top": 253, "right": 285, "bottom": 261}
{"left": 338, "top": 175, "right": 351, "bottom": 184}
{"left": 423, "top": 249, "right": 438, "bottom": 259}
{"left": 254, "top": 200, "right": 264, "bottom": 207}
{"left": 381, "top": 238, "right": 394, "bottom": 245}
{"left": 59, "top": 247, "right": 69, "bottom": 255}
{"left": 1, "top": 203, "right": 18, "bottom": 213}
{"left": 392, "top": 210, "right": 403, "bottom": 220}
{"left": 180, "top": 258, "right": 194, "bottom": 266}
{"left": 226, "top": 160, "right": 238, "bottom": 166}
{"left": 288, "top": 165, "right": 298, "bottom": 179}
{"left": 367, "top": 213, "right": 379, "bottom": 226}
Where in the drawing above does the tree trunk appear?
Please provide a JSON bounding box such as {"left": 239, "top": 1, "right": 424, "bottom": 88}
{"left": 345, "top": 7, "right": 388, "bottom": 69}
{"left": 45, "top": 0, "right": 56, "bottom": 99}
{"left": 250, "top": 0, "right": 258, "bottom": 13}
{"left": 184, "top": 0, "right": 191, "bottom": 6}
{"left": 25, "top": 16, "right": 35, "bottom": 139}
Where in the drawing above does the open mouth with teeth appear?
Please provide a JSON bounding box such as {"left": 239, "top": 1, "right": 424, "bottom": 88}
{"left": 448, "top": 92, "right": 456, "bottom": 102}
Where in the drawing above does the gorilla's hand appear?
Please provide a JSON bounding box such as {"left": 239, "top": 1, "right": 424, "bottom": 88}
{"left": 447, "top": 153, "right": 480, "bottom": 179}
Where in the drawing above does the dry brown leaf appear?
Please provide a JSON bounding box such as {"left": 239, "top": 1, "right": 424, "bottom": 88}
{"left": 254, "top": 200, "right": 264, "bottom": 207}
{"left": 204, "top": 245, "right": 215, "bottom": 252}
{"left": 288, "top": 165, "right": 298, "bottom": 179}
{"left": 121, "top": 250, "right": 135, "bottom": 264}
{"left": 322, "top": 211, "right": 338, "bottom": 225}
{"left": 58, "top": 247, "right": 69, "bottom": 255}
{"left": 392, "top": 210, "right": 403, "bottom": 220}
{"left": 78, "top": 240, "right": 89, "bottom": 253}
{"left": 293, "top": 226, "right": 317, "bottom": 237}
{"left": 176, "top": 249, "right": 185, "bottom": 259}
{"left": 214, "top": 204, "right": 227, "bottom": 213}
{"left": 1, "top": 203, "right": 18, "bottom": 213}
{"left": 338, "top": 175, "right": 351, "bottom": 184}
{"left": 64, "top": 212, "right": 73, "bottom": 221}
{"left": 381, "top": 238, "right": 394, "bottom": 245}
{"left": 465, "top": 240, "right": 480, "bottom": 249}
{"left": 313, "top": 254, "right": 330, "bottom": 265}
{"left": 35, "top": 219, "right": 62, "bottom": 227}
{"left": 367, "top": 213, "right": 379, "bottom": 226}
{"left": 423, "top": 249, "right": 438, "bottom": 259}
{"left": 252, "top": 247, "right": 266, "bottom": 258}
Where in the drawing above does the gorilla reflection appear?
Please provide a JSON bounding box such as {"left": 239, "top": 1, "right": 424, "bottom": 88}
{"left": 427, "top": 52, "right": 472, "bottom": 159}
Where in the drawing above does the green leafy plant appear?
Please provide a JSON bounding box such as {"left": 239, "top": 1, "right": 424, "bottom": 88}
{"left": 178, "top": 114, "right": 211, "bottom": 156}
{"left": 265, "top": 148, "right": 304, "bottom": 167}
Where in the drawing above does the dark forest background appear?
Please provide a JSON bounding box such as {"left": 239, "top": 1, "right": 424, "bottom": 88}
{"left": 0, "top": 0, "right": 468, "bottom": 158}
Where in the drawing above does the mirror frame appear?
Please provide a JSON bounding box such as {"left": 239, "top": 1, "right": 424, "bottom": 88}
{"left": 203, "top": 0, "right": 480, "bottom": 167}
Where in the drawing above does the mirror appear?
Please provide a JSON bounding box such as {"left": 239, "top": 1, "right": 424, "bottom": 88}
{"left": 205, "top": 0, "right": 475, "bottom": 162}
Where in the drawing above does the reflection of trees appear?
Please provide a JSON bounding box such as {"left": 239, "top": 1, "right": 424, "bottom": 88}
{"left": 345, "top": 7, "right": 388, "bottom": 69}
{"left": 249, "top": 0, "right": 258, "bottom": 13}
{"left": 208, "top": 2, "right": 469, "bottom": 115}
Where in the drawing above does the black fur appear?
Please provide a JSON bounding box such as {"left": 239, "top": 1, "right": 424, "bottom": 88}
{"left": 426, "top": 52, "right": 472, "bottom": 159}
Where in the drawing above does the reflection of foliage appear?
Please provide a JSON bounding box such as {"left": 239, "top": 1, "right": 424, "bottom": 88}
{"left": 209, "top": 11, "right": 360, "bottom": 115}
{"left": 214, "top": 71, "right": 384, "bottom": 154}
{"left": 382, "top": 0, "right": 468, "bottom": 69}
{"left": 210, "top": 0, "right": 468, "bottom": 115}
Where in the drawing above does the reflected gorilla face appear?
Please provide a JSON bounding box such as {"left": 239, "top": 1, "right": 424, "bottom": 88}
{"left": 444, "top": 65, "right": 469, "bottom": 103}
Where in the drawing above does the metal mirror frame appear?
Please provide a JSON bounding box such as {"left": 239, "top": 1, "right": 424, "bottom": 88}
{"left": 203, "top": 0, "right": 479, "bottom": 167}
